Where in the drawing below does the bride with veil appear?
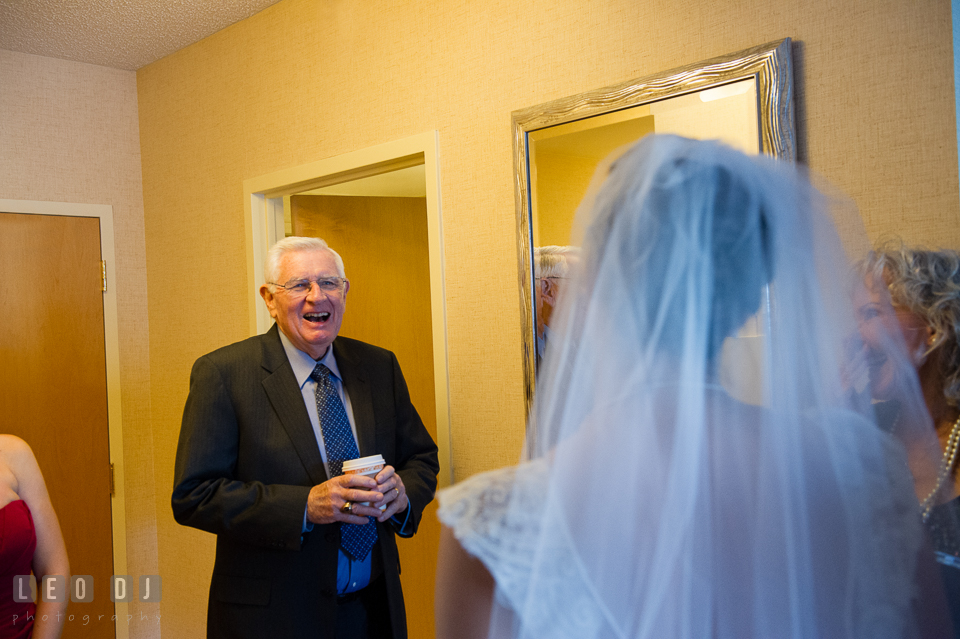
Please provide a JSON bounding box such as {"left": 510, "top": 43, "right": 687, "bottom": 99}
{"left": 435, "top": 135, "right": 955, "bottom": 639}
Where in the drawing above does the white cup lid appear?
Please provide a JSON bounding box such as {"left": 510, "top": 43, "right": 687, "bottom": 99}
{"left": 342, "top": 454, "right": 385, "bottom": 472}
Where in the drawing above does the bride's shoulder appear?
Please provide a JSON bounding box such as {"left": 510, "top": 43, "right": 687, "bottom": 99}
{"left": 438, "top": 459, "right": 548, "bottom": 523}
{"left": 437, "top": 458, "right": 555, "bottom": 619}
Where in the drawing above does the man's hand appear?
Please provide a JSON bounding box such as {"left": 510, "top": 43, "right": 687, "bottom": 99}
{"left": 307, "top": 474, "right": 384, "bottom": 525}
{"left": 373, "top": 465, "right": 409, "bottom": 522}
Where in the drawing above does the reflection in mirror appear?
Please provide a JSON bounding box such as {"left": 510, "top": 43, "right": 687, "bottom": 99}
{"left": 530, "top": 79, "right": 758, "bottom": 247}
{"left": 533, "top": 245, "right": 582, "bottom": 368}
{"left": 514, "top": 39, "right": 794, "bottom": 414}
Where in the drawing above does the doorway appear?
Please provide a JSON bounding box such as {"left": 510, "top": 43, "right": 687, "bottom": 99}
{"left": 244, "top": 132, "right": 450, "bottom": 639}
{"left": 0, "top": 200, "right": 128, "bottom": 639}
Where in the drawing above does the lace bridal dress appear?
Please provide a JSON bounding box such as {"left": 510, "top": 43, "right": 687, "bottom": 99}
{"left": 437, "top": 135, "right": 955, "bottom": 639}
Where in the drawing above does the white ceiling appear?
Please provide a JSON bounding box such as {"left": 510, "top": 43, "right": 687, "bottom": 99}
{"left": 0, "top": 0, "right": 283, "bottom": 71}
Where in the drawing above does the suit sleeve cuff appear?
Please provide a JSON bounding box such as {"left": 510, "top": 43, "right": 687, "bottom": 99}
{"left": 303, "top": 506, "right": 314, "bottom": 533}
{"left": 391, "top": 505, "right": 412, "bottom": 537}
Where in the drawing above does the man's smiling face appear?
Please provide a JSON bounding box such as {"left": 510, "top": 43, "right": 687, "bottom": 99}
{"left": 260, "top": 249, "right": 349, "bottom": 359}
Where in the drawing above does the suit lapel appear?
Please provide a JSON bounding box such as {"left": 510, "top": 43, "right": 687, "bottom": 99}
{"left": 260, "top": 325, "right": 330, "bottom": 484}
{"left": 334, "top": 339, "right": 377, "bottom": 457}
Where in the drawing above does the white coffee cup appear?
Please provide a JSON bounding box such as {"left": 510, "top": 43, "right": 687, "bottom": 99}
{"left": 342, "top": 454, "right": 387, "bottom": 510}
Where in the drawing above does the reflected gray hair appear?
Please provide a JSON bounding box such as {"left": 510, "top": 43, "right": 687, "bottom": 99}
{"left": 534, "top": 245, "right": 581, "bottom": 280}
{"left": 264, "top": 236, "right": 346, "bottom": 286}
{"left": 865, "top": 241, "right": 960, "bottom": 407}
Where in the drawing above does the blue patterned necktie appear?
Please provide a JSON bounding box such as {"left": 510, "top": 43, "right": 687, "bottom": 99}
{"left": 311, "top": 362, "right": 378, "bottom": 561}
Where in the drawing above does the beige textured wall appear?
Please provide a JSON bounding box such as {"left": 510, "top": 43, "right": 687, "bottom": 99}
{"left": 0, "top": 49, "right": 159, "bottom": 637}
{"left": 136, "top": 0, "right": 960, "bottom": 635}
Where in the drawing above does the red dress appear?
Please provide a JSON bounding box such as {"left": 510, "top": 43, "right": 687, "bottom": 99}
{"left": 0, "top": 500, "right": 37, "bottom": 639}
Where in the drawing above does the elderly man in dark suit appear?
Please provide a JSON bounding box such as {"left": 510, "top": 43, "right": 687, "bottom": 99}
{"left": 172, "top": 236, "right": 439, "bottom": 639}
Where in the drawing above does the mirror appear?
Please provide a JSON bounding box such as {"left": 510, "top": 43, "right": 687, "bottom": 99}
{"left": 513, "top": 39, "right": 795, "bottom": 412}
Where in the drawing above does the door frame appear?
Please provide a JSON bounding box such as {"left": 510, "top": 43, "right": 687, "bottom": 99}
{"left": 0, "top": 199, "right": 129, "bottom": 639}
{"left": 243, "top": 132, "right": 453, "bottom": 486}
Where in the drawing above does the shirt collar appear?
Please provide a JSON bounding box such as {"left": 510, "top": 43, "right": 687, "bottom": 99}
{"left": 277, "top": 329, "right": 343, "bottom": 388}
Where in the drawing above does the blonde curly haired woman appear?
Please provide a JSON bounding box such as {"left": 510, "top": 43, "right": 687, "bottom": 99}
{"left": 861, "top": 244, "right": 960, "bottom": 634}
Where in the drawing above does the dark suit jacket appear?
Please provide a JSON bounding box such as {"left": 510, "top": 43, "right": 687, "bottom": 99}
{"left": 172, "top": 325, "right": 440, "bottom": 639}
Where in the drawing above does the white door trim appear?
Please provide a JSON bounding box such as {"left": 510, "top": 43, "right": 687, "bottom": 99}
{"left": 0, "top": 198, "right": 129, "bottom": 639}
{"left": 243, "top": 131, "right": 453, "bottom": 486}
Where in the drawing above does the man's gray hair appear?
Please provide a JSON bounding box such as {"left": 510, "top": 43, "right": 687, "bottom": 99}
{"left": 863, "top": 240, "right": 960, "bottom": 407}
{"left": 264, "top": 236, "right": 346, "bottom": 285}
{"left": 535, "top": 245, "right": 581, "bottom": 280}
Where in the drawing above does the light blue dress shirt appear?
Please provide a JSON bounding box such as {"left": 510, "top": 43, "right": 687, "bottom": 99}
{"left": 278, "top": 331, "right": 410, "bottom": 594}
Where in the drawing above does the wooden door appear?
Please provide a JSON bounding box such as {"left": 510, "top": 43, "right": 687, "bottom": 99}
{"left": 292, "top": 194, "right": 440, "bottom": 639}
{"left": 0, "top": 212, "right": 115, "bottom": 638}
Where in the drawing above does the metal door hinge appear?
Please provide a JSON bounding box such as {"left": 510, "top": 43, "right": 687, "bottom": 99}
{"left": 109, "top": 463, "right": 115, "bottom": 497}
{"left": 101, "top": 260, "right": 107, "bottom": 292}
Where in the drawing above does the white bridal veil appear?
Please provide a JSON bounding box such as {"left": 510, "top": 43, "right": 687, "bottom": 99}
{"left": 445, "top": 135, "right": 955, "bottom": 639}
